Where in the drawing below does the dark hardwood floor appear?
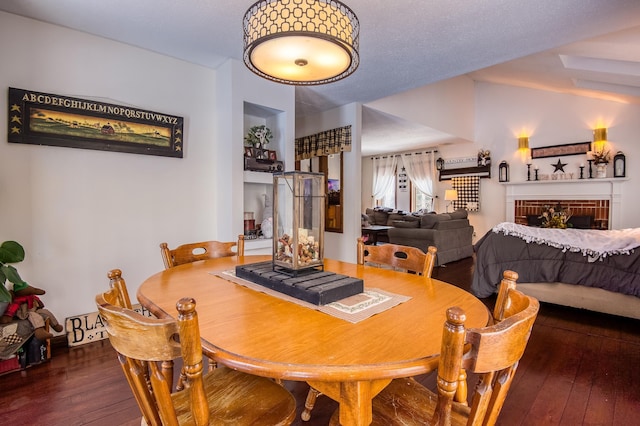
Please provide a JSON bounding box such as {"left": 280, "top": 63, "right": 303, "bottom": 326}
{"left": 2, "top": 256, "right": 639, "bottom": 425}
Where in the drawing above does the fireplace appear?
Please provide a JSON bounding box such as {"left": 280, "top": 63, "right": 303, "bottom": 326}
{"left": 516, "top": 199, "right": 608, "bottom": 229}
{"left": 503, "top": 179, "right": 625, "bottom": 230}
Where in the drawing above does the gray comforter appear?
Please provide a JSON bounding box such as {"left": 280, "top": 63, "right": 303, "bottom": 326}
{"left": 471, "top": 230, "right": 640, "bottom": 298}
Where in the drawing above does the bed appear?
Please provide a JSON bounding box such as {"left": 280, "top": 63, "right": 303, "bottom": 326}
{"left": 471, "top": 222, "right": 640, "bottom": 320}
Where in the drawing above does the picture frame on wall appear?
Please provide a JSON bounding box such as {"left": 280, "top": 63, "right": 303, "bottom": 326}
{"left": 8, "top": 87, "right": 184, "bottom": 158}
{"left": 530, "top": 141, "right": 590, "bottom": 159}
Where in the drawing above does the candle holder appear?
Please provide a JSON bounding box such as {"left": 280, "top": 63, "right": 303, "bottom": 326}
{"left": 526, "top": 164, "right": 531, "bottom": 181}
{"left": 587, "top": 159, "right": 594, "bottom": 179}
{"left": 579, "top": 166, "right": 585, "bottom": 179}
{"left": 534, "top": 169, "right": 539, "bottom": 181}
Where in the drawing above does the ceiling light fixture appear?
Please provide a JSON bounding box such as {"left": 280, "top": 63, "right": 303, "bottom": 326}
{"left": 243, "top": 0, "right": 359, "bottom": 85}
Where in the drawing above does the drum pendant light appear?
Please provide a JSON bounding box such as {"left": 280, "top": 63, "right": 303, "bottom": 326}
{"left": 243, "top": 0, "right": 359, "bottom": 85}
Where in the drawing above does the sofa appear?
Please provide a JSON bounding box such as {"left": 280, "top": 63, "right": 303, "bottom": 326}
{"left": 363, "top": 208, "right": 473, "bottom": 266}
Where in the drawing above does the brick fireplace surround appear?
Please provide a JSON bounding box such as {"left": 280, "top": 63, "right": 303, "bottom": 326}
{"left": 514, "top": 199, "right": 610, "bottom": 229}
{"left": 503, "top": 179, "right": 626, "bottom": 230}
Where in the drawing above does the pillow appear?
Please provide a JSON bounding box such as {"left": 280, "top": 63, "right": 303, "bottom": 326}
{"left": 420, "top": 214, "right": 438, "bottom": 229}
{"left": 393, "top": 220, "right": 419, "bottom": 228}
{"left": 361, "top": 214, "right": 371, "bottom": 227}
{"left": 420, "top": 213, "right": 453, "bottom": 228}
{"left": 449, "top": 209, "right": 468, "bottom": 220}
{"left": 373, "top": 210, "right": 389, "bottom": 225}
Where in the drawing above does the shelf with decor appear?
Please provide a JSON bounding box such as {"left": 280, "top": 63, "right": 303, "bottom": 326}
{"left": 438, "top": 165, "right": 491, "bottom": 181}
{"left": 244, "top": 170, "right": 274, "bottom": 185}
{"left": 500, "top": 178, "right": 628, "bottom": 185}
{"left": 242, "top": 102, "right": 284, "bottom": 254}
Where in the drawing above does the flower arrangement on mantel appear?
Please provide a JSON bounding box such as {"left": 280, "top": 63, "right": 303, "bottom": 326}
{"left": 539, "top": 204, "right": 572, "bottom": 229}
{"left": 244, "top": 125, "right": 273, "bottom": 149}
{"left": 592, "top": 149, "right": 610, "bottom": 164}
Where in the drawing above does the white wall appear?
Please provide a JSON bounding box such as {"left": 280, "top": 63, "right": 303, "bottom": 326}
{"left": 296, "top": 103, "right": 362, "bottom": 263}
{"left": 365, "top": 76, "right": 476, "bottom": 141}
{"left": 473, "top": 82, "right": 640, "bottom": 239}
{"left": 0, "top": 12, "right": 219, "bottom": 326}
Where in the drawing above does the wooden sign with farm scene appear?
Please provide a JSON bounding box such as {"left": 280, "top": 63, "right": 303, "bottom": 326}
{"left": 8, "top": 87, "right": 184, "bottom": 158}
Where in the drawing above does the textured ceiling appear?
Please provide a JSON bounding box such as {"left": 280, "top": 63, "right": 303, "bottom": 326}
{"left": 2, "top": 0, "right": 640, "bottom": 155}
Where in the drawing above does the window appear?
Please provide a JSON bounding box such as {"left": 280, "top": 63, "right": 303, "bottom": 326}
{"left": 372, "top": 156, "right": 398, "bottom": 209}
{"left": 377, "top": 179, "right": 396, "bottom": 208}
{"left": 412, "top": 186, "right": 433, "bottom": 211}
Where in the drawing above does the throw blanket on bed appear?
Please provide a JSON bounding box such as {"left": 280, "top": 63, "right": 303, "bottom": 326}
{"left": 493, "top": 222, "right": 640, "bottom": 258}
{"left": 471, "top": 226, "right": 640, "bottom": 298}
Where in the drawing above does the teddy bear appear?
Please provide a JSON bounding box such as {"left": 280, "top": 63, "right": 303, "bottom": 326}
{"left": 0, "top": 284, "right": 63, "bottom": 341}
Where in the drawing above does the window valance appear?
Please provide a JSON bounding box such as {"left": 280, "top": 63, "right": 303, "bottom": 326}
{"left": 295, "top": 125, "right": 352, "bottom": 160}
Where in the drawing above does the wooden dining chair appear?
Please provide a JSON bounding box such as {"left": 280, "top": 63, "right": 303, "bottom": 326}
{"left": 96, "top": 269, "right": 296, "bottom": 426}
{"left": 330, "top": 270, "right": 540, "bottom": 426}
{"left": 357, "top": 237, "right": 437, "bottom": 277}
{"left": 300, "top": 238, "right": 438, "bottom": 421}
{"left": 160, "top": 235, "right": 245, "bottom": 269}
{"left": 160, "top": 236, "right": 245, "bottom": 373}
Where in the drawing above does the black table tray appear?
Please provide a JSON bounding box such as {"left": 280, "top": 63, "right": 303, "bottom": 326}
{"left": 235, "top": 261, "right": 363, "bottom": 305}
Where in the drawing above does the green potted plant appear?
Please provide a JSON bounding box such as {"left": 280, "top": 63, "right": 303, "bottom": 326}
{"left": 244, "top": 125, "right": 273, "bottom": 149}
{"left": 0, "top": 241, "right": 28, "bottom": 310}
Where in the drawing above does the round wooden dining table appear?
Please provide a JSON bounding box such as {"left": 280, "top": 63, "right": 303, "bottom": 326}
{"left": 137, "top": 255, "right": 490, "bottom": 426}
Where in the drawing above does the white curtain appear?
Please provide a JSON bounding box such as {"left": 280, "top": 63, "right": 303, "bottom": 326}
{"left": 372, "top": 155, "right": 398, "bottom": 206}
{"left": 401, "top": 152, "right": 435, "bottom": 208}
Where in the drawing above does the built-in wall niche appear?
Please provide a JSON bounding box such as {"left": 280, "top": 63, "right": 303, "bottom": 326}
{"left": 243, "top": 102, "right": 285, "bottom": 162}
{"left": 244, "top": 180, "right": 271, "bottom": 229}
{"left": 242, "top": 102, "right": 285, "bottom": 251}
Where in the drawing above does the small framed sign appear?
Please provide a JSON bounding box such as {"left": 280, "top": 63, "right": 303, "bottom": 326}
{"left": 530, "top": 141, "right": 591, "bottom": 159}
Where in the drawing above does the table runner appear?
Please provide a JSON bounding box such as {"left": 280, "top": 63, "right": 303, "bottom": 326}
{"left": 212, "top": 270, "right": 411, "bottom": 324}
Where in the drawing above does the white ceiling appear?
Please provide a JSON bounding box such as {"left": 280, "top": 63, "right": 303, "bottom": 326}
{"left": 2, "top": 0, "right": 640, "bottom": 156}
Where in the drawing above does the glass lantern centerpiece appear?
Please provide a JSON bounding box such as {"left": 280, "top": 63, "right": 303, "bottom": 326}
{"left": 273, "top": 171, "right": 325, "bottom": 275}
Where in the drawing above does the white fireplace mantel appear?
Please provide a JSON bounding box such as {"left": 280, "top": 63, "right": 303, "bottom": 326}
{"left": 502, "top": 178, "right": 628, "bottom": 229}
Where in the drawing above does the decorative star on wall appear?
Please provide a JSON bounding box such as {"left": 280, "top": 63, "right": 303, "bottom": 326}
{"left": 552, "top": 159, "right": 567, "bottom": 172}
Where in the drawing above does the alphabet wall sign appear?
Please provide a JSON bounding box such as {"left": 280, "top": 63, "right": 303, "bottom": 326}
{"left": 8, "top": 87, "right": 184, "bottom": 158}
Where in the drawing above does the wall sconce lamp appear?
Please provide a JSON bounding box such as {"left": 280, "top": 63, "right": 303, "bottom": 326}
{"left": 243, "top": 0, "right": 360, "bottom": 85}
{"left": 518, "top": 136, "right": 529, "bottom": 151}
{"left": 593, "top": 127, "right": 607, "bottom": 153}
{"left": 444, "top": 189, "right": 458, "bottom": 213}
{"left": 436, "top": 157, "right": 445, "bottom": 171}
